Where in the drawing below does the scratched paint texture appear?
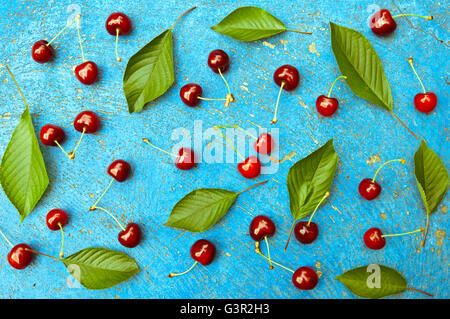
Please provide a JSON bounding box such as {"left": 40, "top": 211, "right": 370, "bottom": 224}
{"left": 0, "top": 0, "right": 448, "bottom": 299}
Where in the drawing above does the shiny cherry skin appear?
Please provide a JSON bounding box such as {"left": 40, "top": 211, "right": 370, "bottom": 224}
{"left": 175, "top": 148, "right": 196, "bottom": 170}
{"left": 359, "top": 178, "right": 381, "bottom": 200}
{"left": 414, "top": 92, "right": 437, "bottom": 113}
{"left": 75, "top": 61, "right": 98, "bottom": 85}
{"left": 273, "top": 65, "right": 299, "bottom": 91}
{"left": 249, "top": 215, "right": 276, "bottom": 241}
{"left": 40, "top": 124, "right": 65, "bottom": 146}
{"left": 118, "top": 223, "right": 142, "bottom": 248}
{"left": 237, "top": 156, "right": 261, "bottom": 179}
{"left": 292, "top": 266, "right": 319, "bottom": 290}
{"left": 31, "top": 40, "right": 54, "bottom": 63}
{"left": 106, "top": 12, "right": 132, "bottom": 35}
{"left": 316, "top": 95, "right": 339, "bottom": 117}
{"left": 46, "top": 209, "right": 68, "bottom": 231}
{"left": 108, "top": 160, "right": 131, "bottom": 182}
{"left": 294, "top": 221, "right": 319, "bottom": 244}
{"left": 180, "top": 83, "right": 202, "bottom": 107}
{"left": 190, "top": 239, "right": 216, "bottom": 266}
{"left": 253, "top": 133, "right": 274, "bottom": 155}
{"left": 207, "top": 49, "right": 230, "bottom": 73}
{"left": 364, "top": 227, "right": 386, "bottom": 250}
{"left": 369, "top": 9, "right": 397, "bottom": 36}
{"left": 8, "top": 244, "right": 33, "bottom": 270}
{"left": 74, "top": 110, "right": 100, "bottom": 133}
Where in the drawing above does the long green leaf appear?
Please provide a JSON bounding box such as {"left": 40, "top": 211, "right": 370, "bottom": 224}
{"left": 0, "top": 108, "right": 48, "bottom": 222}
{"left": 287, "top": 139, "right": 338, "bottom": 220}
{"left": 330, "top": 22, "right": 393, "bottom": 111}
{"left": 62, "top": 248, "right": 139, "bottom": 290}
{"left": 123, "top": 29, "right": 174, "bottom": 113}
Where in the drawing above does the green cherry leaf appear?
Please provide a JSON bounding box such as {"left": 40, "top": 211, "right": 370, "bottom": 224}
{"left": 287, "top": 139, "right": 338, "bottom": 221}
{"left": 62, "top": 248, "right": 139, "bottom": 290}
{"left": 0, "top": 108, "right": 49, "bottom": 222}
{"left": 337, "top": 264, "right": 407, "bottom": 299}
{"left": 211, "top": 6, "right": 286, "bottom": 41}
{"left": 330, "top": 22, "right": 393, "bottom": 111}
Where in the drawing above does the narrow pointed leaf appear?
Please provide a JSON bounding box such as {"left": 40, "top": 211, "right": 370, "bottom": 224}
{"left": 0, "top": 108, "right": 48, "bottom": 222}
{"left": 330, "top": 22, "right": 393, "bottom": 111}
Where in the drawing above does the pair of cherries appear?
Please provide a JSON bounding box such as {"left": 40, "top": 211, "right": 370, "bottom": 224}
{"left": 236, "top": 132, "right": 274, "bottom": 179}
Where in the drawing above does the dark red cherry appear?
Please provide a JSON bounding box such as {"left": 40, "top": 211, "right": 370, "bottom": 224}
{"left": 180, "top": 83, "right": 202, "bottom": 107}
{"left": 175, "top": 148, "right": 196, "bottom": 170}
{"left": 75, "top": 61, "right": 98, "bottom": 85}
{"left": 46, "top": 209, "right": 68, "bottom": 231}
{"left": 359, "top": 178, "right": 381, "bottom": 200}
{"left": 31, "top": 40, "right": 54, "bottom": 63}
{"left": 40, "top": 124, "right": 65, "bottom": 146}
{"left": 118, "top": 223, "right": 142, "bottom": 248}
{"left": 369, "top": 9, "right": 397, "bottom": 36}
{"left": 108, "top": 160, "right": 131, "bottom": 182}
{"left": 190, "top": 239, "right": 216, "bottom": 266}
{"left": 364, "top": 227, "right": 386, "bottom": 250}
{"left": 249, "top": 215, "right": 276, "bottom": 241}
{"left": 294, "top": 221, "right": 319, "bottom": 244}
{"left": 273, "top": 65, "right": 299, "bottom": 91}
{"left": 414, "top": 92, "right": 437, "bottom": 113}
{"left": 105, "top": 12, "right": 132, "bottom": 35}
{"left": 292, "top": 266, "right": 319, "bottom": 290}
{"left": 8, "top": 244, "right": 33, "bottom": 270}
{"left": 316, "top": 95, "right": 339, "bottom": 117}
{"left": 237, "top": 156, "right": 261, "bottom": 179}
{"left": 207, "top": 49, "right": 230, "bottom": 73}
{"left": 253, "top": 133, "right": 274, "bottom": 155}
{"left": 74, "top": 110, "right": 100, "bottom": 133}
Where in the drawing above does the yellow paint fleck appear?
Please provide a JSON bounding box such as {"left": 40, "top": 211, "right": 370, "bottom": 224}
{"left": 380, "top": 212, "right": 387, "bottom": 220}
{"left": 308, "top": 42, "right": 319, "bottom": 57}
{"left": 435, "top": 230, "right": 445, "bottom": 246}
{"left": 366, "top": 154, "right": 382, "bottom": 165}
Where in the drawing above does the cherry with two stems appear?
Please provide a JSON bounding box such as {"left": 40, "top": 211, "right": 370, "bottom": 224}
{"left": 408, "top": 57, "right": 437, "bottom": 113}
{"left": 369, "top": 9, "right": 433, "bottom": 36}
{"left": 364, "top": 227, "right": 424, "bottom": 250}
{"left": 207, "top": 49, "right": 236, "bottom": 107}
{"left": 316, "top": 75, "right": 347, "bottom": 117}
{"left": 46, "top": 209, "right": 68, "bottom": 258}
{"left": 143, "top": 139, "right": 196, "bottom": 170}
{"left": 359, "top": 158, "right": 406, "bottom": 200}
{"left": 74, "top": 14, "right": 98, "bottom": 85}
{"left": 271, "top": 65, "right": 300, "bottom": 124}
{"left": 249, "top": 215, "right": 276, "bottom": 269}
{"left": 0, "top": 229, "right": 33, "bottom": 270}
{"left": 168, "top": 239, "right": 216, "bottom": 278}
{"left": 105, "top": 12, "right": 132, "bottom": 62}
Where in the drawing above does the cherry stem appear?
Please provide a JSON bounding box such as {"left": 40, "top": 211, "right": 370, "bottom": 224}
{"left": 47, "top": 14, "right": 81, "bottom": 46}
{"left": 284, "top": 221, "right": 295, "bottom": 251}
{"left": 0, "top": 229, "right": 13, "bottom": 248}
{"left": 390, "top": 111, "right": 420, "bottom": 140}
{"left": 264, "top": 236, "right": 273, "bottom": 269}
{"left": 1, "top": 64, "right": 29, "bottom": 111}
{"left": 421, "top": 213, "right": 430, "bottom": 247}
{"left": 168, "top": 261, "right": 198, "bottom": 278}
{"left": 198, "top": 97, "right": 227, "bottom": 101}
{"left": 58, "top": 222, "right": 65, "bottom": 258}
{"left": 407, "top": 287, "right": 434, "bottom": 297}
{"left": 54, "top": 140, "right": 73, "bottom": 160}
{"left": 255, "top": 242, "right": 294, "bottom": 273}
{"left": 392, "top": 14, "right": 433, "bottom": 20}
{"left": 215, "top": 125, "right": 257, "bottom": 140}
{"left": 171, "top": 6, "right": 197, "bottom": 30}
{"left": 382, "top": 228, "right": 424, "bottom": 238}
{"left": 218, "top": 68, "right": 231, "bottom": 96}
{"left": 115, "top": 28, "right": 122, "bottom": 62}
{"left": 142, "top": 138, "right": 178, "bottom": 157}
{"left": 372, "top": 158, "right": 406, "bottom": 183}
{"left": 272, "top": 82, "right": 285, "bottom": 124}
{"left": 307, "top": 191, "right": 330, "bottom": 226}
{"left": 408, "top": 57, "right": 426, "bottom": 94}
{"left": 76, "top": 16, "right": 86, "bottom": 62}
{"left": 213, "top": 127, "right": 245, "bottom": 160}
{"left": 68, "top": 127, "right": 86, "bottom": 161}
{"left": 90, "top": 178, "right": 115, "bottom": 210}
{"left": 93, "top": 206, "right": 126, "bottom": 231}
{"left": 236, "top": 179, "right": 268, "bottom": 195}
{"left": 25, "top": 248, "right": 61, "bottom": 261}
{"left": 285, "top": 28, "right": 312, "bottom": 35}
{"left": 328, "top": 75, "right": 347, "bottom": 97}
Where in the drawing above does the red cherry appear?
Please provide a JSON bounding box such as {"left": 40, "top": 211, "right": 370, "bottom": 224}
{"left": 294, "top": 221, "right": 319, "bottom": 244}
{"left": 237, "top": 156, "right": 261, "bottom": 179}
{"left": 74, "top": 111, "right": 100, "bottom": 133}
{"left": 249, "top": 215, "right": 276, "bottom": 241}
{"left": 292, "top": 266, "right": 318, "bottom": 290}
{"left": 369, "top": 9, "right": 397, "bottom": 35}
{"left": 359, "top": 178, "right": 381, "bottom": 200}
{"left": 316, "top": 95, "right": 339, "bottom": 117}
{"left": 118, "top": 223, "right": 142, "bottom": 248}
{"left": 175, "top": 148, "right": 196, "bottom": 170}
{"left": 75, "top": 61, "right": 98, "bottom": 85}
{"left": 180, "top": 83, "right": 202, "bottom": 107}
{"left": 207, "top": 50, "right": 230, "bottom": 73}
{"left": 414, "top": 92, "right": 437, "bottom": 113}
{"left": 8, "top": 244, "right": 33, "bottom": 270}
{"left": 40, "top": 124, "right": 65, "bottom": 146}
{"left": 31, "top": 40, "right": 54, "bottom": 63}
{"left": 46, "top": 209, "right": 68, "bottom": 231}
{"left": 105, "top": 12, "right": 132, "bottom": 35}
{"left": 190, "top": 239, "right": 216, "bottom": 266}
{"left": 364, "top": 227, "right": 386, "bottom": 250}
{"left": 273, "top": 65, "right": 299, "bottom": 91}
{"left": 108, "top": 160, "right": 131, "bottom": 182}
{"left": 253, "top": 133, "right": 274, "bottom": 155}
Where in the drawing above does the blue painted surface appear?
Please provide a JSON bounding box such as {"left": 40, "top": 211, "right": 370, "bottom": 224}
{"left": 0, "top": 0, "right": 448, "bottom": 299}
